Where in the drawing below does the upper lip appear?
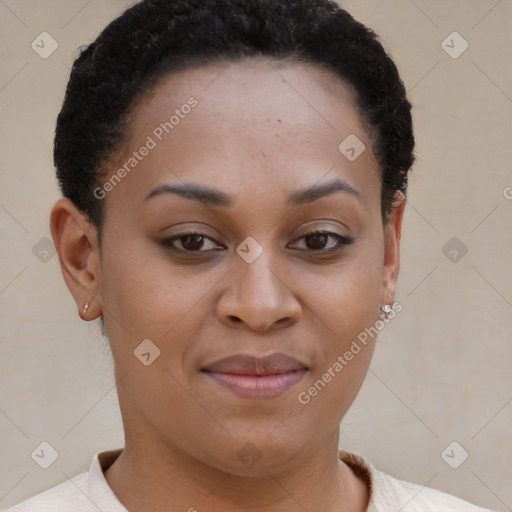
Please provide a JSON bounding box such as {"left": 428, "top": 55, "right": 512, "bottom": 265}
{"left": 202, "top": 352, "right": 308, "bottom": 376}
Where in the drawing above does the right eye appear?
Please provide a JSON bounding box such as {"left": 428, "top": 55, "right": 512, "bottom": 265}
{"left": 160, "top": 232, "right": 225, "bottom": 253}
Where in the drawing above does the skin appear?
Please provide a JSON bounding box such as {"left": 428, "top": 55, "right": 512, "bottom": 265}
{"left": 50, "top": 58, "right": 405, "bottom": 512}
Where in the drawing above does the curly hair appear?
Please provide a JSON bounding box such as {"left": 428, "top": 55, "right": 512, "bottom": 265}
{"left": 54, "top": 0, "right": 415, "bottom": 240}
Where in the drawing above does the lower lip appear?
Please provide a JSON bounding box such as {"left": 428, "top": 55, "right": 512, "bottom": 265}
{"left": 203, "top": 370, "right": 307, "bottom": 399}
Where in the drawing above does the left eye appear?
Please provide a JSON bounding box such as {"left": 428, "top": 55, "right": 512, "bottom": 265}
{"left": 290, "top": 230, "right": 353, "bottom": 251}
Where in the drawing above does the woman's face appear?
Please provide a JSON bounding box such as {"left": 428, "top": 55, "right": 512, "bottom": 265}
{"left": 58, "top": 58, "right": 403, "bottom": 475}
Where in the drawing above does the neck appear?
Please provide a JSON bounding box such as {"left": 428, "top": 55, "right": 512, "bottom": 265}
{"left": 103, "top": 430, "right": 369, "bottom": 512}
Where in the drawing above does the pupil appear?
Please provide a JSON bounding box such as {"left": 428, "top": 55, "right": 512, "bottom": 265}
{"left": 183, "top": 235, "right": 204, "bottom": 250}
{"left": 307, "top": 233, "right": 327, "bottom": 250}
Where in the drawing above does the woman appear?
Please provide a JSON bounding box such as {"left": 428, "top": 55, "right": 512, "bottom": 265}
{"left": 6, "top": 0, "right": 496, "bottom": 510}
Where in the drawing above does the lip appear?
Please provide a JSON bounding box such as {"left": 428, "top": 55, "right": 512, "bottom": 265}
{"left": 201, "top": 352, "right": 309, "bottom": 399}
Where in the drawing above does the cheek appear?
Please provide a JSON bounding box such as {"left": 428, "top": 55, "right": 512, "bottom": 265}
{"left": 99, "top": 234, "right": 203, "bottom": 335}
{"left": 299, "top": 241, "right": 384, "bottom": 344}
{"left": 295, "top": 238, "right": 384, "bottom": 399}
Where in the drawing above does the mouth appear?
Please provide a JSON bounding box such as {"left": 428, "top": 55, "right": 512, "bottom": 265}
{"left": 201, "top": 352, "right": 309, "bottom": 400}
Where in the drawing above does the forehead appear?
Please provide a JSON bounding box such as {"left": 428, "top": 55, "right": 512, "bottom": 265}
{"left": 131, "top": 57, "right": 365, "bottom": 137}
{"left": 103, "top": 58, "right": 380, "bottom": 212}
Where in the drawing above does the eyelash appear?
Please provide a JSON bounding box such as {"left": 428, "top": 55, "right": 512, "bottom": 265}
{"left": 160, "top": 229, "right": 354, "bottom": 255}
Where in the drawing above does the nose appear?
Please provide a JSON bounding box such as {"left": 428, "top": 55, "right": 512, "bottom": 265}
{"left": 216, "top": 251, "right": 302, "bottom": 332}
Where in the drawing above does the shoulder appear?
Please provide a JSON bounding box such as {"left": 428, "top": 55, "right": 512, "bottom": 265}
{"left": 370, "top": 466, "right": 495, "bottom": 511}
{"left": 4, "top": 472, "right": 90, "bottom": 512}
{"left": 3, "top": 449, "right": 125, "bottom": 512}
{"left": 340, "top": 450, "right": 496, "bottom": 512}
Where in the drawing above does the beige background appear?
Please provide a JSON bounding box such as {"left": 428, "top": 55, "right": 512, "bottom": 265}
{"left": 1, "top": 0, "right": 511, "bottom": 510}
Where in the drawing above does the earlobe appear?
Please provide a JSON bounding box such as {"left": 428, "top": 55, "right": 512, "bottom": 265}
{"left": 381, "top": 192, "right": 406, "bottom": 305}
{"left": 49, "top": 198, "right": 103, "bottom": 321}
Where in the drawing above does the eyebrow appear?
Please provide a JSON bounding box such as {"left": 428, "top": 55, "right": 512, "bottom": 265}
{"left": 144, "top": 178, "right": 361, "bottom": 207}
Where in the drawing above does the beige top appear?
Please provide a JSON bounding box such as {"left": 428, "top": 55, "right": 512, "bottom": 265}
{"left": 4, "top": 448, "right": 495, "bottom": 511}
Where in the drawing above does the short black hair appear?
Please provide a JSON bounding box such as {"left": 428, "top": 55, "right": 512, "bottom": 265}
{"left": 54, "top": 0, "right": 415, "bottom": 240}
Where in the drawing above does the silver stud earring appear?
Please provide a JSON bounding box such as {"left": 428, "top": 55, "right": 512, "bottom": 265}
{"left": 380, "top": 304, "right": 392, "bottom": 314}
{"left": 82, "top": 302, "right": 89, "bottom": 316}
{"left": 379, "top": 303, "right": 392, "bottom": 320}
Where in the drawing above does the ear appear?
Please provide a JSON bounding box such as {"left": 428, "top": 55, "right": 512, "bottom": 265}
{"left": 49, "top": 198, "right": 102, "bottom": 321}
{"left": 381, "top": 191, "right": 406, "bottom": 305}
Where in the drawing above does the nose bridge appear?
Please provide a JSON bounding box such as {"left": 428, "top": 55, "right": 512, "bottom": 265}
{"left": 217, "top": 238, "right": 301, "bottom": 330}
{"left": 238, "top": 249, "right": 282, "bottom": 297}
{"left": 235, "top": 236, "right": 287, "bottom": 300}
